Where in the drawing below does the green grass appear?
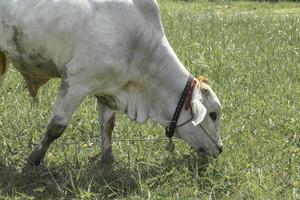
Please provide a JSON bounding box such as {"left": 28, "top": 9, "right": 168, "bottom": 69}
{"left": 1, "top": 0, "right": 300, "bottom": 199}
{"left": 160, "top": 0, "right": 300, "bottom": 16}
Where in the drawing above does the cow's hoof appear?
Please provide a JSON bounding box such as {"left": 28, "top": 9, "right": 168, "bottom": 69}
{"left": 27, "top": 151, "right": 43, "bottom": 166}
{"left": 101, "top": 149, "right": 114, "bottom": 167}
{"left": 101, "top": 156, "right": 114, "bottom": 167}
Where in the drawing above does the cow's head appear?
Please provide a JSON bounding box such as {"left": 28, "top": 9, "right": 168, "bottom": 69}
{"left": 174, "top": 76, "right": 223, "bottom": 156}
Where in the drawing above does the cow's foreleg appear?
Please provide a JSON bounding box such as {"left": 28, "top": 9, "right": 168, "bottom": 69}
{"left": 0, "top": 51, "right": 7, "bottom": 87}
{"left": 27, "top": 80, "right": 90, "bottom": 166}
{"left": 96, "top": 98, "right": 116, "bottom": 165}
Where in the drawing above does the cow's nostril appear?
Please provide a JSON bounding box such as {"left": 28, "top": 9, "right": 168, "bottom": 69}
{"left": 198, "top": 148, "right": 206, "bottom": 153}
{"left": 218, "top": 146, "right": 223, "bottom": 154}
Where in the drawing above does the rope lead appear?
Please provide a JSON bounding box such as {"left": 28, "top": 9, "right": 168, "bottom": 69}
{"left": 165, "top": 138, "right": 175, "bottom": 153}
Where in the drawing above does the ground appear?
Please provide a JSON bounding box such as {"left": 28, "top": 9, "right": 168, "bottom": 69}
{"left": 0, "top": 0, "right": 299, "bottom": 199}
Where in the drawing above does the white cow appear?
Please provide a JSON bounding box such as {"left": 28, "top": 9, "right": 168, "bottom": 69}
{"left": 0, "top": 0, "right": 223, "bottom": 166}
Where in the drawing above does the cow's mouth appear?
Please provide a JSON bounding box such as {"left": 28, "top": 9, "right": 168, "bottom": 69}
{"left": 196, "top": 147, "right": 210, "bottom": 157}
{"left": 196, "top": 145, "right": 223, "bottom": 158}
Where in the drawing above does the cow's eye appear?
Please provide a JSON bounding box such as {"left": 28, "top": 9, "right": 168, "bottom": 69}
{"left": 209, "top": 112, "right": 217, "bottom": 122}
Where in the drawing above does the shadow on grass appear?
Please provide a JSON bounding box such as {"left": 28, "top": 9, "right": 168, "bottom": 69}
{"left": 0, "top": 154, "right": 215, "bottom": 199}
{"left": 0, "top": 160, "right": 139, "bottom": 199}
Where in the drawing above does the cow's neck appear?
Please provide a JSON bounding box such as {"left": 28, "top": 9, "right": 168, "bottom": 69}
{"left": 146, "top": 37, "right": 190, "bottom": 127}
{"left": 120, "top": 36, "right": 190, "bottom": 127}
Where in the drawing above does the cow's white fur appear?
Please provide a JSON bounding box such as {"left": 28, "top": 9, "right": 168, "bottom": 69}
{"left": 0, "top": 0, "right": 222, "bottom": 164}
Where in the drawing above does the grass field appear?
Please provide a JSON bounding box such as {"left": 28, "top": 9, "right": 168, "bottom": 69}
{"left": 0, "top": 0, "right": 300, "bottom": 199}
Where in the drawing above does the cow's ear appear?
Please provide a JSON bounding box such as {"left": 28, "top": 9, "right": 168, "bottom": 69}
{"left": 191, "top": 83, "right": 207, "bottom": 126}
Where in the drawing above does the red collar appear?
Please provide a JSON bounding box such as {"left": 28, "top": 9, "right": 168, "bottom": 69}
{"left": 184, "top": 79, "right": 197, "bottom": 110}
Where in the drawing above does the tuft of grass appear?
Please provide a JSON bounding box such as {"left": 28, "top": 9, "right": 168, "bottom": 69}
{"left": 1, "top": 1, "right": 300, "bottom": 199}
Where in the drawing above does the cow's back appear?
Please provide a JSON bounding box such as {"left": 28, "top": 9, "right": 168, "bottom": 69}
{"left": 0, "top": 0, "right": 162, "bottom": 79}
{"left": 0, "top": 0, "right": 94, "bottom": 77}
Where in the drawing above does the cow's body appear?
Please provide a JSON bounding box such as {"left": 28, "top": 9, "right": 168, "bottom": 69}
{"left": 1, "top": 0, "right": 190, "bottom": 122}
{"left": 0, "top": 0, "right": 223, "bottom": 166}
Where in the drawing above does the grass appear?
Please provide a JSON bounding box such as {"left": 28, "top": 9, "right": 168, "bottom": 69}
{"left": 160, "top": 0, "right": 300, "bottom": 16}
{"left": 1, "top": 0, "right": 300, "bottom": 199}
